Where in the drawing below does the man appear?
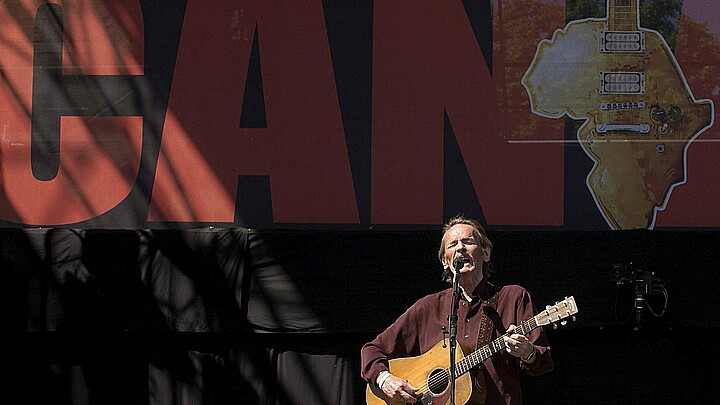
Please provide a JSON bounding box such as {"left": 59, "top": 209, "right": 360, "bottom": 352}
{"left": 360, "top": 216, "right": 553, "bottom": 404}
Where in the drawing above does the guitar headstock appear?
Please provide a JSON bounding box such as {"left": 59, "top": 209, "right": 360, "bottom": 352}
{"left": 535, "top": 296, "right": 578, "bottom": 328}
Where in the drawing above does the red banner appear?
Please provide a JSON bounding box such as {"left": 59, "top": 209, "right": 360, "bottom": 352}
{"left": 0, "top": 0, "right": 717, "bottom": 230}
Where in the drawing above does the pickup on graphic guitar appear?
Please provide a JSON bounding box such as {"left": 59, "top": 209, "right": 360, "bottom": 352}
{"left": 523, "top": 0, "right": 713, "bottom": 229}
{"left": 366, "top": 296, "right": 578, "bottom": 405}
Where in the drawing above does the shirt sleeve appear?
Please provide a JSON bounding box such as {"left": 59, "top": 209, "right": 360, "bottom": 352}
{"left": 515, "top": 287, "right": 554, "bottom": 376}
{"left": 359, "top": 300, "right": 425, "bottom": 385}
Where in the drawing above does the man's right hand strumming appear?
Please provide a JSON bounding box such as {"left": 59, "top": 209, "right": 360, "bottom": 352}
{"left": 377, "top": 371, "right": 419, "bottom": 403}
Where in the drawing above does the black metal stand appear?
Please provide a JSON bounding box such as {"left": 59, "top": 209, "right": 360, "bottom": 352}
{"left": 448, "top": 269, "right": 462, "bottom": 405}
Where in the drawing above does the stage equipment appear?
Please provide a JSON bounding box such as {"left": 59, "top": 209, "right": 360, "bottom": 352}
{"left": 612, "top": 262, "right": 667, "bottom": 326}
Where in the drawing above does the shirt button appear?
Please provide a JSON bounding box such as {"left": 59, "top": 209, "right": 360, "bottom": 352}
{"left": 464, "top": 335, "right": 469, "bottom": 339}
{"left": 466, "top": 318, "right": 470, "bottom": 322}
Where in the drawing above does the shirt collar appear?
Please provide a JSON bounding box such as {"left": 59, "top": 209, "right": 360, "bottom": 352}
{"left": 466, "top": 279, "right": 497, "bottom": 302}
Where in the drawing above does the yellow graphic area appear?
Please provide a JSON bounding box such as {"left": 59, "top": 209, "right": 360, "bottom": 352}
{"left": 523, "top": 18, "right": 713, "bottom": 229}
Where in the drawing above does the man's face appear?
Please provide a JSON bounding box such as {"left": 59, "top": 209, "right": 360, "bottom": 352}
{"left": 441, "top": 224, "right": 490, "bottom": 278}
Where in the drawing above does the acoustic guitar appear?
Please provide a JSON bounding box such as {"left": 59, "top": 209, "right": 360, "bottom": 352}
{"left": 366, "top": 296, "right": 578, "bottom": 405}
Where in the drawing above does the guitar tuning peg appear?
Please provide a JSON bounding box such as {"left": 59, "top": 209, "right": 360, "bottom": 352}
{"left": 546, "top": 305, "right": 552, "bottom": 310}
{"left": 553, "top": 324, "right": 558, "bottom": 329}
{"left": 572, "top": 316, "right": 577, "bottom": 322}
{"left": 560, "top": 320, "right": 567, "bottom": 326}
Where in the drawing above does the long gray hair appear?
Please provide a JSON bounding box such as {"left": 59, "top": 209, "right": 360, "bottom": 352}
{"left": 437, "top": 215, "right": 493, "bottom": 283}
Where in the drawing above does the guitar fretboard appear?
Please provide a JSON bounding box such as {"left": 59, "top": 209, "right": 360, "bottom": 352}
{"left": 451, "top": 316, "right": 539, "bottom": 376}
{"left": 608, "top": 0, "right": 639, "bottom": 31}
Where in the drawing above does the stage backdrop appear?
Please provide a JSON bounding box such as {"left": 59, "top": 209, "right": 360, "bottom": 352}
{"left": 1, "top": 0, "right": 720, "bottom": 230}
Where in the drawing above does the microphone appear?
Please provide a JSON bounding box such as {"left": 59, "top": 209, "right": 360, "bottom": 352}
{"left": 453, "top": 257, "right": 468, "bottom": 272}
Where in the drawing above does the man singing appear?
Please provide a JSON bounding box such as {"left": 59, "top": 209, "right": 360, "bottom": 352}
{"left": 361, "top": 216, "right": 553, "bottom": 404}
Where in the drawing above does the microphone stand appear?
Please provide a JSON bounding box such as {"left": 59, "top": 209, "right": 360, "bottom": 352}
{"left": 448, "top": 260, "right": 463, "bottom": 405}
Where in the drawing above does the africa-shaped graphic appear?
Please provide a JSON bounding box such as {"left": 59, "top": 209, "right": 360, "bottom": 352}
{"left": 522, "top": 0, "right": 713, "bottom": 229}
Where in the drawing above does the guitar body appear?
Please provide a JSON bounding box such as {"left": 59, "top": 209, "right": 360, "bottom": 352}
{"left": 366, "top": 340, "right": 485, "bottom": 405}
{"left": 523, "top": 7, "right": 713, "bottom": 229}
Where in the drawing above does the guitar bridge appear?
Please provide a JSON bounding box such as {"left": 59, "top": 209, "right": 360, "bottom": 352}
{"left": 596, "top": 124, "right": 650, "bottom": 134}
{"left": 419, "top": 393, "right": 434, "bottom": 404}
{"left": 600, "top": 102, "right": 645, "bottom": 111}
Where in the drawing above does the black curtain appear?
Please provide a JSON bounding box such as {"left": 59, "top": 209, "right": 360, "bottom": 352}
{"left": 1, "top": 228, "right": 719, "bottom": 404}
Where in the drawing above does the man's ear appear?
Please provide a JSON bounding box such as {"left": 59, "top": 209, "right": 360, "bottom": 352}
{"left": 483, "top": 246, "right": 492, "bottom": 261}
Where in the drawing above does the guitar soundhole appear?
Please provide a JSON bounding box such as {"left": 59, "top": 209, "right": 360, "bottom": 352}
{"left": 427, "top": 368, "right": 449, "bottom": 395}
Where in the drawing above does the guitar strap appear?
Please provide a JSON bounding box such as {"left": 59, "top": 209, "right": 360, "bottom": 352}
{"left": 468, "top": 283, "right": 499, "bottom": 405}
{"left": 476, "top": 283, "right": 500, "bottom": 355}
{"left": 469, "top": 283, "right": 500, "bottom": 405}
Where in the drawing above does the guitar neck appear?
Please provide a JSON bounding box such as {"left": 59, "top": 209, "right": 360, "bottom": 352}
{"left": 453, "top": 317, "right": 539, "bottom": 376}
{"left": 607, "top": 0, "right": 639, "bottom": 31}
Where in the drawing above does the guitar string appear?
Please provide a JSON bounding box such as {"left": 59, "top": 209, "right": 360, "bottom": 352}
{"left": 414, "top": 304, "right": 576, "bottom": 397}
{"left": 417, "top": 331, "right": 518, "bottom": 394}
{"left": 414, "top": 337, "right": 505, "bottom": 395}
{"left": 421, "top": 322, "right": 524, "bottom": 392}
{"left": 415, "top": 318, "right": 538, "bottom": 395}
{"left": 409, "top": 301, "right": 574, "bottom": 396}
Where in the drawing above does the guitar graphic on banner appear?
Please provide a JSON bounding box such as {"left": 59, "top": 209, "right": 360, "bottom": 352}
{"left": 522, "top": 0, "right": 713, "bottom": 229}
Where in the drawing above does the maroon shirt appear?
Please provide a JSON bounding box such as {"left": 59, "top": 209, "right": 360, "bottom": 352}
{"left": 361, "top": 281, "right": 553, "bottom": 404}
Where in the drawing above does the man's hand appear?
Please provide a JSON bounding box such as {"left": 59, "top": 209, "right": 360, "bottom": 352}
{"left": 380, "top": 374, "right": 419, "bottom": 403}
{"left": 503, "top": 324, "right": 536, "bottom": 360}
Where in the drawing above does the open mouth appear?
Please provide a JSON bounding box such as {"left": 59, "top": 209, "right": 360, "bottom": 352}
{"left": 454, "top": 256, "right": 475, "bottom": 270}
